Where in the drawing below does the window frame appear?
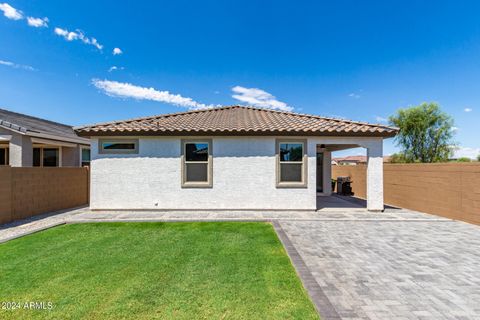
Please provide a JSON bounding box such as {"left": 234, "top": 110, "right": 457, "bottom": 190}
{"left": 181, "top": 139, "right": 213, "bottom": 188}
{"left": 0, "top": 145, "right": 8, "bottom": 166}
{"left": 275, "top": 139, "right": 308, "bottom": 188}
{"left": 32, "top": 146, "right": 62, "bottom": 167}
{"left": 98, "top": 139, "right": 139, "bottom": 155}
{"left": 80, "top": 146, "right": 91, "bottom": 167}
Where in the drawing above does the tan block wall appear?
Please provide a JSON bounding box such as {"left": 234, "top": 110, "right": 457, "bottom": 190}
{"left": 0, "top": 167, "right": 12, "bottom": 224}
{"left": 333, "top": 163, "right": 480, "bottom": 225}
{"left": 0, "top": 167, "right": 89, "bottom": 224}
{"left": 332, "top": 165, "right": 367, "bottom": 198}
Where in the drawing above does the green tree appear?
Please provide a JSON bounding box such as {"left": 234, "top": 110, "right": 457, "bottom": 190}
{"left": 456, "top": 157, "right": 471, "bottom": 162}
{"left": 477, "top": 154, "right": 480, "bottom": 162}
{"left": 389, "top": 103, "right": 455, "bottom": 163}
{"left": 389, "top": 153, "right": 407, "bottom": 163}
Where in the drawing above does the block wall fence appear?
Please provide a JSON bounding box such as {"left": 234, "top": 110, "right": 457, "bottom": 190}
{"left": 0, "top": 167, "right": 89, "bottom": 224}
{"left": 333, "top": 163, "right": 480, "bottom": 225}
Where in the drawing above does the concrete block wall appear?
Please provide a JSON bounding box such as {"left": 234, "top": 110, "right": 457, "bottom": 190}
{"left": 0, "top": 167, "right": 89, "bottom": 224}
{"left": 332, "top": 163, "right": 480, "bottom": 225}
{"left": 0, "top": 167, "right": 12, "bottom": 224}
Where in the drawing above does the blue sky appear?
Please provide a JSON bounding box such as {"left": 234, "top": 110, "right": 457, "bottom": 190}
{"left": 1, "top": 1, "right": 479, "bottom": 158}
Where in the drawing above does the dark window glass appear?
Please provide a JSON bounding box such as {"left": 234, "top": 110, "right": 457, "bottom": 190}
{"left": 102, "top": 143, "right": 135, "bottom": 150}
{"left": 185, "top": 143, "right": 208, "bottom": 161}
{"left": 43, "top": 148, "right": 59, "bottom": 167}
{"left": 33, "top": 148, "right": 41, "bottom": 166}
{"left": 186, "top": 163, "right": 208, "bottom": 182}
{"left": 280, "top": 163, "right": 303, "bottom": 182}
{"left": 280, "top": 143, "right": 303, "bottom": 162}
{"left": 0, "top": 148, "right": 5, "bottom": 165}
{"left": 81, "top": 148, "right": 91, "bottom": 166}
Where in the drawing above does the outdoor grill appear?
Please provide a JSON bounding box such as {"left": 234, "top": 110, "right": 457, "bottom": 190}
{"left": 336, "top": 176, "right": 353, "bottom": 196}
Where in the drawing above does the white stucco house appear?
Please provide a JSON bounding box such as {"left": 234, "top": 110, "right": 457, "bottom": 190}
{"left": 75, "top": 106, "right": 397, "bottom": 211}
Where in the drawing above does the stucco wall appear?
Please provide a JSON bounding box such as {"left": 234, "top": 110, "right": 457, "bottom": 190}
{"left": 90, "top": 136, "right": 384, "bottom": 210}
{"left": 62, "top": 146, "right": 80, "bottom": 167}
{"left": 0, "top": 128, "right": 33, "bottom": 167}
{"left": 90, "top": 137, "right": 316, "bottom": 210}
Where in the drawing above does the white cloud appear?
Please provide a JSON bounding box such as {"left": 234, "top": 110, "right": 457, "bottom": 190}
{"left": 464, "top": 107, "right": 473, "bottom": 112}
{"left": 231, "top": 86, "right": 292, "bottom": 111}
{"left": 27, "top": 16, "right": 48, "bottom": 27}
{"left": 92, "top": 79, "right": 218, "bottom": 110}
{"left": 0, "top": 3, "right": 23, "bottom": 20}
{"left": 451, "top": 126, "right": 459, "bottom": 132}
{"left": 452, "top": 146, "right": 480, "bottom": 159}
{"left": 0, "top": 59, "right": 35, "bottom": 71}
{"left": 112, "top": 47, "right": 122, "bottom": 55}
{"left": 375, "top": 116, "right": 388, "bottom": 123}
{"left": 108, "top": 66, "right": 124, "bottom": 72}
{"left": 54, "top": 27, "right": 103, "bottom": 50}
{"left": 348, "top": 93, "right": 361, "bottom": 99}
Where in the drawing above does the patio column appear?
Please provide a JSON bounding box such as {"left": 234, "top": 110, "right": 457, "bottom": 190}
{"left": 9, "top": 134, "right": 32, "bottom": 167}
{"left": 323, "top": 151, "right": 332, "bottom": 195}
{"left": 366, "top": 141, "right": 384, "bottom": 211}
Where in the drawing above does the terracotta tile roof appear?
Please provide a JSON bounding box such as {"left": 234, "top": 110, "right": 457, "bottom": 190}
{"left": 74, "top": 106, "right": 398, "bottom": 137}
{"left": 333, "top": 156, "right": 368, "bottom": 163}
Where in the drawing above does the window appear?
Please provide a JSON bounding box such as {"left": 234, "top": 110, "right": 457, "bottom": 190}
{"left": 99, "top": 139, "right": 138, "bottom": 154}
{"left": 0, "top": 147, "right": 8, "bottom": 165}
{"left": 81, "top": 147, "right": 91, "bottom": 167}
{"left": 43, "top": 148, "right": 59, "bottom": 167}
{"left": 33, "top": 147, "right": 60, "bottom": 167}
{"left": 181, "top": 140, "right": 212, "bottom": 187}
{"left": 276, "top": 140, "right": 307, "bottom": 188}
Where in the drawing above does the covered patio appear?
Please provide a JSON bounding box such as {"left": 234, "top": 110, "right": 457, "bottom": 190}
{"left": 316, "top": 194, "right": 365, "bottom": 211}
{"left": 313, "top": 139, "right": 384, "bottom": 212}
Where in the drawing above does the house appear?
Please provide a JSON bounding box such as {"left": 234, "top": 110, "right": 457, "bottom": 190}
{"left": 332, "top": 155, "right": 368, "bottom": 165}
{"left": 332, "top": 155, "right": 392, "bottom": 165}
{"left": 75, "top": 106, "right": 398, "bottom": 211}
{"left": 0, "top": 108, "right": 90, "bottom": 167}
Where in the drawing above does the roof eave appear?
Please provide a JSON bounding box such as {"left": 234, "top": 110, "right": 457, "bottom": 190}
{"left": 75, "top": 130, "right": 397, "bottom": 138}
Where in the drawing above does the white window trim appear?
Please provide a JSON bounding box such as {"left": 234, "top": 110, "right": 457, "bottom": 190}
{"left": 181, "top": 139, "right": 213, "bottom": 188}
{"left": 98, "top": 139, "right": 139, "bottom": 154}
{"left": 276, "top": 139, "right": 308, "bottom": 188}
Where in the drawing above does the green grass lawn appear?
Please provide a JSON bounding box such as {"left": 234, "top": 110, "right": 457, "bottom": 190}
{"left": 0, "top": 222, "right": 319, "bottom": 319}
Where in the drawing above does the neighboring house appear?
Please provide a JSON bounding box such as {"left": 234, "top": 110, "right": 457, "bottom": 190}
{"left": 0, "top": 108, "right": 90, "bottom": 167}
{"left": 333, "top": 155, "right": 368, "bottom": 165}
{"left": 75, "top": 106, "right": 397, "bottom": 211}
{"left": 332, "top": 155, "right": 392, "bottom": 165}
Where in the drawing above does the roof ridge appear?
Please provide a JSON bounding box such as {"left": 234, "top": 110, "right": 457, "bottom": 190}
{"left": 74, "top": 105, "right": 397, "bottom": 131}
{"left": 73, "top": 105, "right": 240, "bottom": 129}
{"left": 238, "top": 106, "right": 396, "bottom": 130}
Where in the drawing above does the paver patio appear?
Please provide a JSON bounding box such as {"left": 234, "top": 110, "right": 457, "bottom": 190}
{"left": 279, "top": 219, "right": 480, "bottom": 319}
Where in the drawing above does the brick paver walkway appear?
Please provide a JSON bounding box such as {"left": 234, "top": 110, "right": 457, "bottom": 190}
{"left": 279, "top": 219, "right": 480, "bottom": 319}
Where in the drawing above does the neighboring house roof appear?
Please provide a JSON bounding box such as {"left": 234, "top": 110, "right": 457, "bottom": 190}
{"left": 333, "top": 155, "right": 393, "bottom": 163}
{"left": 75, "top": 106, "right": 398, "bottom": 137}
{"left": 333, "top": 155, "right": 368, "bottom": 163}
{"left": 0, "top": 108, "right": 88, "bottom": 143}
